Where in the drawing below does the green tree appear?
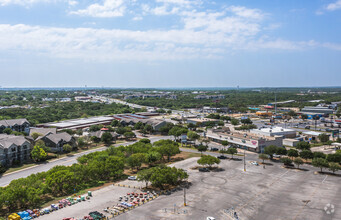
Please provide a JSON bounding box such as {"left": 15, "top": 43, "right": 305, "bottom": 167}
{"left": 139, "top": 138, "right": 151, "bottom": 144}
{"left": 91, "top": 136, "right": 101, "bottom": 143}
{"left": 197, "top": 155, "right": 220, "bottom": 168}
{"left": 146, "top": 151, "right": 162, "bottom": 166}
{"left": 31, "top": 145, "right": 47, "bottom": 162}
{"left": 77, "top": 137, "right": 86, "bottom": 148}
{"left": 328, "top": 162, "right": 340, "bottom": 174}
{"left": 0, "top": 164, "right": 7, "bottom": 174}
{"left": 264, "top": 145, "right": 278, "bottom": 159}
{"left": 187, "top": 131, "right": 200, "bottom": 143}
{"left": 168, "top": 126, "right": 188, "bottom": 140}
{"left": 241, "top": 118, "right": 252, "bottom": 124}
{"left": 300, "top": 150, "right": 314, "bottom": 161}
{"left": 3, "top": 128, "right": 12, "bottom": 134}
{"left": 197, "top": 144, "right": 208, "bottom": 155}
{"left": 31, "top": 132, "right": 42, "bottom": 140}
{"left": 258, "top": 153, "right": 268, "bottom": 164}
{"left": 293, "top": 157, "right": 304, "bottom": 169}
{"left": 312, "top": 158, "right": 329, "bottom": 173}
{"left": 124, "top": 131, "right": 136, "bottom": 140}
{"left": 127, "top": 153, "right": 147, "bottom": 170}
{"left": 221, "top": 140, "right": 229, "bottom": 148}
{"left": 281, "top": 157, "right": 292, "bottom": 166}
{"left": 63, "top": 144, "right": 72, "bottom": 153}
{"left": 313, "top": 152, "right": 326, "bottom": 159}
{"left": 276, "top": 147, "right": 287, "bottom": 156}
{"left": 101, "top": 132, "right": 113, "bottom": 144}
{"left": 148, "top": 166, "right": 188, "bottom": 189}
{"left": 111, "top": 120, "right": 119, "bottom": 127}
{"left": 144, "top": 124, "right": 154, "bottom": 134}
{"left": 137, "top": 168, "right": 153, "bottom": 188}
{"left": 326, "top": 153, "right": 341, "bottom": 163}
{"left": 154, "top": 140, "right": 180, "bottom": 162}
{"left": 318, "top": 133, "right": 330, "bottom": 143}
{"left": 296, "top": 141, "right": 310, "bottom": 150}
{"left": 287, "top": 149, "right": 299, "bottom": 160}
{"left": 231, "top": 118, "right": 239, "bottom": 126}
{"left": 227, "top": 147, "right": 238, "bottom": 159}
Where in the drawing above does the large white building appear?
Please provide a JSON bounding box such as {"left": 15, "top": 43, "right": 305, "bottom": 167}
{"left": 250, "top": 127, "right": 297, "bottom": 138}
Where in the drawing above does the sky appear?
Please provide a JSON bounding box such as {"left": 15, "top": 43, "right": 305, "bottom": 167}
{"left": 0, "top": 0, "right": 340, "bottom": 88}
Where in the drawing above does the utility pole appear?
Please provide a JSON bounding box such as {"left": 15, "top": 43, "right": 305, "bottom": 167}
{"left": 243, "top": 149, "right": 246, "bottom": 172}
{"left": 184, "top": 188, "right": 187, "bottom": 206}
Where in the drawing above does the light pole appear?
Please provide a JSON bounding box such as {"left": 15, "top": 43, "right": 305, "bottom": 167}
{"left": 243, "top": 149, "right": 246, "bottom": 172}
{"left": 184, "top": 188, "right": 186, "bottom": 206}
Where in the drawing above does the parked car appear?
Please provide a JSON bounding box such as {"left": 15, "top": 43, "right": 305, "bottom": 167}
{"left": 305, "top": 125, "right": 310, "bottom": 129}
{"left": 210, "top": 147, "right": 219, "bottom": 151}
{"left": 207, "top": 217, "right": 216, "bottom": 220}
{"left": 199, "top": 167, "right": 210, "bottom": 172}
{"left": 251, "top": 161, "right": 259, "bottom": 166}
{"left": 128, "top": 176, "right": 137, "bottom": 180}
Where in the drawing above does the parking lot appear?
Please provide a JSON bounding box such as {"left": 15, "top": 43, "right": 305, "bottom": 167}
{"left": 116, "top": 157, "right": 341, "bottom": 220}
{"left": 38, "top": 156, "right": 340, "bottom": 220}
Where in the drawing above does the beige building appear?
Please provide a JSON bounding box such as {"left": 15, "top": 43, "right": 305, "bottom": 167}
{"left": 205, "top": 129, "right": 283, "bottom": 153}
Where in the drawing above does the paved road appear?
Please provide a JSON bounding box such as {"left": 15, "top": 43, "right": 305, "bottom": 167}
{"left": 0, "top": 136, "right": 171, "bottom": 187}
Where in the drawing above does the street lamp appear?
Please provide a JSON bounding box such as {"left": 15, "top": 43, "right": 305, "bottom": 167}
{"left": 243, "top": 149, "right": 246, "bottom": 172}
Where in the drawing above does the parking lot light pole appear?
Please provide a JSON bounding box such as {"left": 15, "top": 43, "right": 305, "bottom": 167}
{"left": 243, "top": 149, "right": 246, "bottom": 172}
{"left": 184, "top": 188, "right": 186, "bottom": 206}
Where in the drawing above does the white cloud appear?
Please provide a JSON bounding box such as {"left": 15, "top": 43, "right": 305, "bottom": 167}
{"left": 227, "top": 6, "right": 265, "bottom": 20}
{"left": 0, "top": 23, "right": 334, "bottom": 63}
{"left": 326, "top": 0, "right": 341, "bottom": 11}
{"left": 0, "top": 0, "right": 72, "bottom": 6}
{"left": 70, "top": 0, "right": 125, "bottom": 18}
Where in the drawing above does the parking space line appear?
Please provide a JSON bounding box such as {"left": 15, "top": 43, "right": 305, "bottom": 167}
{"left": 293, "top": 175, "right": 328, "bottom": 220}
{"left": 236, "top": 170, "right": 289, "bottom": 213}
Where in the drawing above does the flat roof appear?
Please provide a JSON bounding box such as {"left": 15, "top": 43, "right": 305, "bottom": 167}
{"left": 303, "top": 131, "right": 323, "bottom": 136}
{"left": 252, "top": 127, "right": 296, "bottom": 133}
{"left": 41, "top": 116, "right": 114, "bottom": 128}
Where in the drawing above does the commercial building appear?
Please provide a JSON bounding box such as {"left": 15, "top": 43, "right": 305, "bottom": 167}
{"left": 0, "top": 134, "right": 32, "bottom": 166}
{"left": 301, "top": 106, "right": 334, "bottom": 115}
{"left": 38, "top": 116, "right": 116, "bottom": 130}
{"left": 186, "top": 118, "right": 219, "bottom": 125}
{"left": 250, "top": 127, "right": 297, "bottom": 138}
{"left": 205, "top": 129, "right": 283, "bottom": 153}
{"left": 256, "top": 111, "right": 273, "bottom": 117}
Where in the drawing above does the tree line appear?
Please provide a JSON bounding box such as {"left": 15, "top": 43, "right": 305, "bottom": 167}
{"left": 0, "top": 139, "right": 184, "bottom": 216}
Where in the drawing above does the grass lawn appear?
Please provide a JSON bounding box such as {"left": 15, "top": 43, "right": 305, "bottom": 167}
{"left": 4, "top": 163, "right": 38, "bottom": 174}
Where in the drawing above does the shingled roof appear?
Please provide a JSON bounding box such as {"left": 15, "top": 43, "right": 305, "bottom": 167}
{"left": 0, "top": 134, "right": 30, "bottom": 149}
{"left": 0, "top": 119, "right": 30, "bottom": 127}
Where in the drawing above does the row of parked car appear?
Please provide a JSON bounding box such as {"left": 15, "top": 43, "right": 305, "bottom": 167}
{"left": 8, "top": 192, "right": 93, "bottom": 220}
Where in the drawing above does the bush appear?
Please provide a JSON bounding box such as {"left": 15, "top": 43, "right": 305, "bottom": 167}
{"left": 0, "top": 164, "right": 7, "bottom": 174}
{"left": 63, "top": 144, "right": 72, "bottom": 153}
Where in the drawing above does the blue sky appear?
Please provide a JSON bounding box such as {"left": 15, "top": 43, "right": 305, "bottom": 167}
{"left": 0, "top": 0, "right": 340, "bottom": 88}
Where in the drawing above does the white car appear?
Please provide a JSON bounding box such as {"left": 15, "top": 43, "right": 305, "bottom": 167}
{"left": 207, "top": 217, "right": 216, "bottom": 220}
{"left": 128, "top": 176, "right": 137, "bottom": 180}
{"left": 251, "top": 161, "right": 259, "bottom": 166}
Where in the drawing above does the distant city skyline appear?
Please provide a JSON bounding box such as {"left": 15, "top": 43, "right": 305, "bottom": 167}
{"left": 0, "top": 0, "right": 340, "bottom": 87}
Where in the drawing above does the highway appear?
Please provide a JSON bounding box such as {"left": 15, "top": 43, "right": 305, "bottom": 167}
{"left": 0, "top": 136, "right": 171, "bottom": 187}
